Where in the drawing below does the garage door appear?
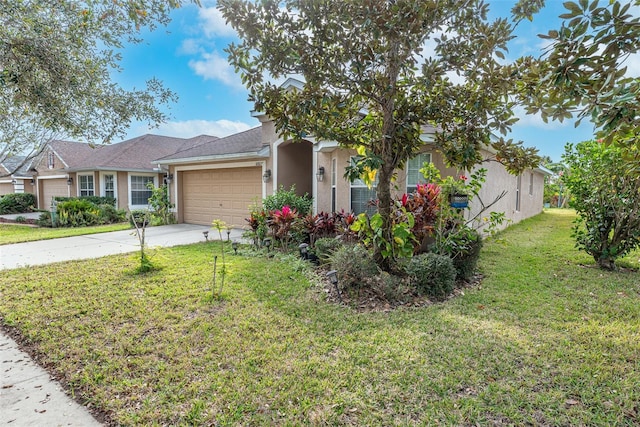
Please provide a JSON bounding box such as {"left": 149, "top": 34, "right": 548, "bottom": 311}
{"left": 41, "top": 179, "right": 68, "bottom": 210}
{"left": 181, "top": 167, "right": 262, "bottom": 226}
{"left": 0, "top": 182, "right": 13, "bottom": 196}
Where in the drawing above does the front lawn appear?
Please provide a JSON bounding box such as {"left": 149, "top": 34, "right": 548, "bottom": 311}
{"left": 1, "top": 210, "right": 638, "bottom": 425}
{"left": 0, "top": 223, "right": 131, "bottom": 245}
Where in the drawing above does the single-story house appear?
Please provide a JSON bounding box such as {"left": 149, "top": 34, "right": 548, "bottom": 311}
{"left": 0, "top": 156, "right": 36, "bottom": 197}
{"left": 154, "top": 79, "right": 551, "bottom": 229}
{"left": 30, "top": 135, "right": 217, "bottom": 211}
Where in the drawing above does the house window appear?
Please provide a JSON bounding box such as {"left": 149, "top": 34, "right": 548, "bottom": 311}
{"left": 79, "top": 175, "right": 95, "bottom": 197}
{"left": 331, "top": 158, "right": 337, "bottom": 213}
{"left": 104, "top": 174, "right": 115, "bottom": 199}
{"left": 47, "top": 152, "right": 55, "bottom": 169}
{"left": 406, "top": 152, "right": 432, "bottom": 193}
{"left": 516, "top": 174, "right": 522, "bottom": 212}
{"left": 130, "top": 175, "right": 154, "bottom": 206}
{"left": 529, "top": 172, "right": 534, "bottom": 196}
{"left": 350, "top": 156, "right": 378, "bottom": 215}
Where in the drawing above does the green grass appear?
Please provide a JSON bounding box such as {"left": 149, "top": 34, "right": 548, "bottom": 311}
{"left": 1, "top": 210, "right": 639, "bottom": 425}
{"left": 0, "top": 222, "right": 131, "bottom": 245}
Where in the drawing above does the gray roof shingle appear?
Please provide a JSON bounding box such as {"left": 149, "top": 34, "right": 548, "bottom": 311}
{"left": 154, "top": 127, "right": 267, "bottom": 163}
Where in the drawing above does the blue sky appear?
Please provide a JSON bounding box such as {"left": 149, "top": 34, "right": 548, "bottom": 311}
{"left": 114, "top": 1, "right": 609, "bottom": 163}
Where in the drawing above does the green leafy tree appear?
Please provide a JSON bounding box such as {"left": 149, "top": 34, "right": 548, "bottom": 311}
{"left": 562, "top": 140, "right": 640, "bottom": 270}
{"left": 0, "top": 0, "right": 195, "bottom": 168}
{"left": 218, "top": 0, "right": 540, "bottom": 271}
{"left": 520, "top": 0, "right": 640, "bottom": 149}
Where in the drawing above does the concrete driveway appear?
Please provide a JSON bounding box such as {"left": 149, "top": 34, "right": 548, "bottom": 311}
{"left": 0, "top": 223, "right": 245, "bottom": 270}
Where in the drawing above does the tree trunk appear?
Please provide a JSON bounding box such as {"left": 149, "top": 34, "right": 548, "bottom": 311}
{"left": 596, "top": 255, "right": 616, "bottom": 271}
{"left": 375, "top": 158, "right": 396, "bottom": 272}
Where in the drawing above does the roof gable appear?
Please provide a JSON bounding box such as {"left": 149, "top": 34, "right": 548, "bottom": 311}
{"left": 154, "top": 127, "right": 265, "bottom": 163}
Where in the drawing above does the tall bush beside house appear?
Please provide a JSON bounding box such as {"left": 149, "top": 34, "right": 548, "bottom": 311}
{"left": 562, "top": 140, "right": 640, "bottom": 270}
{"left": 147, "top": 183, "right": 175, "bottom": 225}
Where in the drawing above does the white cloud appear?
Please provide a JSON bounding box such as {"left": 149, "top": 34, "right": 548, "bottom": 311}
{"left": 188, "top": 51, "right": 243, "bottom": 88}
{"left": 512, "top": 105, "right": 572, "bottom": 130}
{"left": 136, "top": 119, "right": 253, "bottom": 138}
{"left": 198, "top": 7, "right": 236, "bottom": 38}
{"left": 178, "top": 38, "right": 201, "bottom": 56}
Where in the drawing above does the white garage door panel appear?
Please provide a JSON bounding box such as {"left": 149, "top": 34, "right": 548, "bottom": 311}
{"left": 182, "top": 167, "right": 262, "bottom": 226}
{"left": 41, "top": 179, "right": 68, "bottom": 210}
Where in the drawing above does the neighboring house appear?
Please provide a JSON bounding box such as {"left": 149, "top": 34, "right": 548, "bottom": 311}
{"left": 0, "top": 156, "right": 36, "bottom": 197}
{"left": 155, "top": 80, "right": 551, "bottom": 229}
{"left": 31, "top": 135, "right": 217, "bottom": 211}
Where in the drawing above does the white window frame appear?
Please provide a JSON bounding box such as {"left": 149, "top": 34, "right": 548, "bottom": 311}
{"left": 101, "top": 172, "right": 117, "bottom": 201}
{"left": 406, "top": 152, "right": 432, "bottom": 193}
{"left": 78, "top": 174, "right": 95, "bottom": 197}
{"left": 128, "top": 173, "right": 157, "bottom": 209}
{"left": 350, "top": 156, "right": 378, "bottom": 215}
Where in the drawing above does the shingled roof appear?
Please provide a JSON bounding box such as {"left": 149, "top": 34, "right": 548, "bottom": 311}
{"left": 154, "top": 127, "right": 268, "bottom": 164}
{"left": 1, "top": 155, "right": 34, "bottom": 177}
{"left": 67, "top": 134, "right": 218, "bottom": 172}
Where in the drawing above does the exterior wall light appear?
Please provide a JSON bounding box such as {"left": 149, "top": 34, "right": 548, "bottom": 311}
{"left": 11, "top": 179, "right": 17, "bottom": 185}
{"left": 66, "top": 177, "right": 73, "bottom": 185}
{"left": 164, "top": 173, "right": 174, "bottom": 184}
{"left": 316, "top": 166, "right": 325, "bottom": 182}
{"left": 262, "top": 169, "right": 272, "bottom": 183}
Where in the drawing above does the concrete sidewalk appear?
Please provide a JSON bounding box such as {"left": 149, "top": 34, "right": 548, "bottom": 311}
{"left": 0, "top": 224, "right": 246, "bottom": 425}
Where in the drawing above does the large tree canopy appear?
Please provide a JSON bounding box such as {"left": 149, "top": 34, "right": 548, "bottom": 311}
{"left": 520, "top": 0, "right": 640, "bottom": 149}
{"left": 0, "top": 0, "right": 194, "bottom": 167}
{"left": 219, "top": 0, "right": 541, "bottom": 270}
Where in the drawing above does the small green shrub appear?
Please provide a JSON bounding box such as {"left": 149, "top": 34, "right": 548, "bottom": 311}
{"left": 451, "top": 230, "right": 483, "bottom": 281}
{"left": 263, "top": 186, "right": 313, "bottom": 216}
{"left": 57, "top": 199, "right": 101, "bottom": 227}
{"left": 55, "top": 196, "right": 116, "bottom": 207}
{"left": 314, "top": 237, "right": 343, "bottom": 264}
{"left": 99, "top": 204, "right": 126, "bottom": 224}
{"left": 405, "top": 253, "right": 456, "bottom": 300}
{"left": 36, "top": 211, "right": 53, "bottom": 227}
{"left": 330, "top": 244, "right": 378, "bottom": 290}
{"left": 14, "top": 215, "right": 27, "bottom": 223}
{"left": 0, "top": 193, "right": 36, "bottom": 214}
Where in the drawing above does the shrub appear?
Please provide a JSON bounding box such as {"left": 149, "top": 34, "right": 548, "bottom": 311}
{"left": 55, "top": 196, "right": 116, "bottom": 207}
{"left": 14, "top": 215, "right": 26, "bottom": 223}
{"left": 57, "top": 199, "right": 101, "bottom": 227}
{"left": 263, "top": 185, "right": 313, "bottom": 216}
{"left": 129, "top": 209, "right": 151, "bottom": 228}
{"left": 330, "top": 244, "right": 378, "bottom": 290}
{"left": 563, "top": 140, "right": 640, "bottom": 270}
{"left": 450, "top": 229, "right": 483, "bottom": 281}
{"left": 405, "top": 253, "right": 456, "bottom": 300}
{"left": 99, "top": 204, "right": 126, "bottom": 224}
{"left": 147, "top": 183, "right": 175, "bottom": 226}
{"left": 0, "top": 193, "right": 36, "bottom": 214}
{"left": 314, "top": 237, "right": 343, "bottom": 264}
{"left": 36, "top": 211, "right": 53, "bottom": 227}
